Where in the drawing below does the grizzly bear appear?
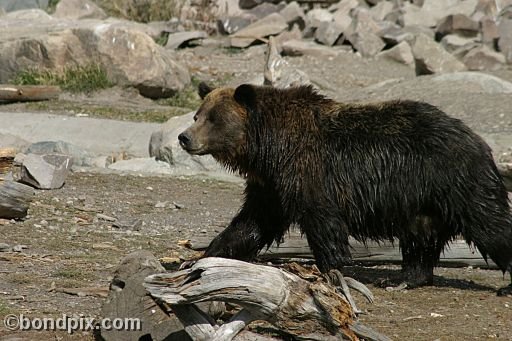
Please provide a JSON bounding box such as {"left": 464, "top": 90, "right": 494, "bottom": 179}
{"left": 178, "top": 82, "right": 512, "bottom": 295}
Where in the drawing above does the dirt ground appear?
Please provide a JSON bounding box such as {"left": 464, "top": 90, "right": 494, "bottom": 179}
{"left": 1, "top": 44, "right": 512, "bottom": 340}
{"left": 0, "top": 172, "right": 511, "bottom": 341}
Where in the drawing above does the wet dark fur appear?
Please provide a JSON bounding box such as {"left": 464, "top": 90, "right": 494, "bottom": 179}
{"left": 193, "top": 84, "right": 512, "bottom": 291}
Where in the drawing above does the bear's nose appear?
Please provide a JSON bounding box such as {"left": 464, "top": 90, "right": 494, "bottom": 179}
{"left": 178, "top": 132, "right": 191, "bottom": 147}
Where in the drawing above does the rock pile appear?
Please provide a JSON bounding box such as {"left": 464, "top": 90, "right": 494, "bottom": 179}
{"left": 216, "top": 0, "right": 512, "bottom": 73}
{"left": 2, "top": 0, "right": 511, "bottom": 99}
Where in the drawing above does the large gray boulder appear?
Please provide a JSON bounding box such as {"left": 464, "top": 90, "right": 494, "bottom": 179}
{"left": 149, "top": 112, "right": 230, "bottom": 175}
{"left": 0, "top": 0, "right": 47, "bottom": 12}
{"left": 0, "top": 13, "right": 190, "bottom": 98}
{"left": 53, "top": 0, "right": 107, "bottom": 20}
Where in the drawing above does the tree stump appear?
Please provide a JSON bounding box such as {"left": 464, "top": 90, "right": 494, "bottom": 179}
{"left": 145, "top": 257, "right": 390, "bottom": 341}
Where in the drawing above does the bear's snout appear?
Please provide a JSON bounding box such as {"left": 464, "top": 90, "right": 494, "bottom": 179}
{"left": 178, "top": 132, "right": 192, "bottom": 149}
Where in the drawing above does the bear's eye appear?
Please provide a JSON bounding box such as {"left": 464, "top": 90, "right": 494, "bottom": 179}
{"left": 208, "top": 112, "right": 218, "bottom": 123}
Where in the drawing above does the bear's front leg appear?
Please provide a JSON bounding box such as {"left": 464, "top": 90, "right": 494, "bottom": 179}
{"left": 204, "top": 181, "right": 287, "bottom": 261}
{"left": 203, "top": 214, "right": 266, "bottom": 261}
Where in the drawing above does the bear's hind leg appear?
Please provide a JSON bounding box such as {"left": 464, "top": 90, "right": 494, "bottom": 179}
{"left": 400, "top": 238, "right": 437, "bottom": 287}
{"left": 497, "top": 271, "right": 512, "bottom": 296}
{"left": 399, "top": 215, "right": 450, "bottom": 288}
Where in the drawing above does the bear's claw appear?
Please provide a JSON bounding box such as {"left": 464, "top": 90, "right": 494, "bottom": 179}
{"left": 325, "top": 269, "right": 374, "bottom": 315}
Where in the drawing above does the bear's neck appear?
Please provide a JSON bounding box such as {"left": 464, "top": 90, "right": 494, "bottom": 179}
{"left": 242, "top": 99, "right": 331, "bottom": 182}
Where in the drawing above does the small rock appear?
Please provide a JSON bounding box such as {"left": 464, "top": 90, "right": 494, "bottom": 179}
{"left": 315, "top": 20, "right": 346, "bottom": 46}
{"left": 350, "top": 8, "right": 381, "bottom": 34}
{"left": 279, "top": 1, "right": 305, "bottom": 29}
{"left": 435, "top": 14, "right": 480, "bottom": 39}
{"left": 402, "top": 2, "right": 436, "bottom": 27}
{"left": 172, "top": 202, "right": 184, "bottom": 209}
{"left": 330, "top": 0, "right": 359, "bottom": 16}
{"left": 451, "top": 42, "right": 480, "bottom": 59}
{"left": 345, "top": 9, "right": 385, "bottom": 57}
{"left": 165, "top": 31, "right": 208, "bottom": 50}
{"left": 0, "top": 243, "right": 11, "bottom": 252}
{"left": 379, "top": 25, "right": 415, "bottom": 45}
{"left": 274, "top": 23, "right": 303, "bottom": 47}
{"left": 247, "top": 2, "right": 283, "bottom": 20}
{"left": 230, "top": 13, "right": 287, "bottom": 48}
{"left": 411, "top": 33, "right": 467, "bottom": 75}
{"left": 378, "top": 41, "right": 415, "bottom": 66}
{"left": 13, "top": 153, "right": 73, "bottom": 189}
{"left": 475, "top": 0, "right": 497, "bottom": 17}
{"left": 113, "top": 218, "right": 142, "bottom": 231}
{"left": 97, "top": 213, "right": 117, "bottom": 222}
{"left": 281, "top": 39, "right": 346, "bottom": 58}
{"left": 430, "top": 312, "right": 444, "bottom": 318}
{"left": 238, "top": 0, "right": 270, "bottom": 10}
{"left": 155, "top": 201, "right": 167, "bottom": 208}
{"left": 306, "top": 8, "right": 333, "bottom": 28}
{"left": 92, "top": 242, "right": 119, "bottom": 251}
{"left": 347, "top": 30, "right": 385, "bottom": 57}
{"left": 53, "top": 0, "right": 107, "bottom": 20}
{"left": 217, "top": 16, "right": 254, "bottom": 35}
{"left": 463, "top": 46, "right": 506, "bottom": 71}
{"left": 498, "top": 18, "right": 512, "bottom": 63}
{"left": 424, "top": 0, "right": 479, "bottom": 23}
{"left": 440, "top": 34, "right": 477, "bottom": 53}
{"left": 481, "top": 16, "right": 499, "bottom": 45}
{"left": 12, "top": 244, "right": 28, "bottom": 252}
{"left": 369, "top": 0, "right": 394, "bottom": 21}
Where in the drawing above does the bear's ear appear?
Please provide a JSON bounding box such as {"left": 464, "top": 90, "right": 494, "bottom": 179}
{"left": 198, "top": 82, "right": 214, "bottom": 99}
{"left": 234, "top": 84, "right": 257, "bottom": 108}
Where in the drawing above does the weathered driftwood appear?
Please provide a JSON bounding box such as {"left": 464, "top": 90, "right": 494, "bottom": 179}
{"left": 0, "top": 148, "right": 16, "bottom": 176}
{"left": 0, "top": 180, "right": 34, "bottom": 219}
{"left": 145, "top": 257, "right": 390, "bottom": 341}
{"left": 188, "top": 230, "right": 500, "bottom": 269}
{"left": 0, "top": 85, "right": 61, "bottom": 103}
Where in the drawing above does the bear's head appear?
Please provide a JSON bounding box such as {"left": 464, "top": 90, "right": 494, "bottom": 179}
{"left": 178, "top": 82, "right": 256, "bottom": 169}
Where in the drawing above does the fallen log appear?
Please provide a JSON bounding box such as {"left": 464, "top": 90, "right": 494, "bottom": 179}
{"left": 145, "top": 257, "right": 390, "bottom": 341}
{"left": 188, "top": 230, "right": 499, "bottom": 269}
{"left": 0, "top": 147, "right": 16, "bottom": 177}
{"left": 0, "top": 85, "right": 61, "bottom": 103}
{"left": 0, "top": 180, "right": 34, "bottom": 219}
